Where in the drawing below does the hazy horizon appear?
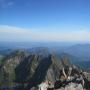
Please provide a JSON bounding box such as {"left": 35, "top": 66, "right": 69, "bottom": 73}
{"left": 0, "top": 0, "right": 90, "bottom": 42}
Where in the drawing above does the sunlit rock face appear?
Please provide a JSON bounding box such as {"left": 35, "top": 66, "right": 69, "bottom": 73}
{"left": 51, "top": 84, "right": 82, "bottom": 90}
{"left": 31, "top": 83, "right": 84, "bottom": 90}
{"left": 64, "top": 83, "right": 83, "bottom": 90}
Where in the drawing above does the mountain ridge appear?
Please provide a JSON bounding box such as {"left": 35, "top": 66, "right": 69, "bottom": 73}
{"left": 0, "top": 48, "right": 90, "bottom": 90}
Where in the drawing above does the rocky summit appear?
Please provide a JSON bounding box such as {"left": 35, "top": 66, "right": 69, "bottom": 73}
{"left": 0, "top": 50, "right": 90, "bottom": 90}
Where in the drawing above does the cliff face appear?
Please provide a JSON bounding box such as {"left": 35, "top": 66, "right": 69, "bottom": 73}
{"left": 0, "top": 50, "right": 90, "bottom": 90}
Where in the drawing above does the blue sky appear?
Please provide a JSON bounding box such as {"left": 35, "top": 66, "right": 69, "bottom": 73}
{"left": 0, "top": 0, "right": 90, "bottom": 42}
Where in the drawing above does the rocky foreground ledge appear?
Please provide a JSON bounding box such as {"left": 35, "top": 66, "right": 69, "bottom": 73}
{"left": 30, "top": 70, "right": 90, "bottom": 90}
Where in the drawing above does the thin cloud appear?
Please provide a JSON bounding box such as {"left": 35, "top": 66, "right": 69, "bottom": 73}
{"left": 7, "top": 1, "right": 13, "bottom": 6}
{"left": 0, "top": 25, "right": 90, "bottom": 42}
{"left": 0, "top": 0, "right": 14, "bottom": 8}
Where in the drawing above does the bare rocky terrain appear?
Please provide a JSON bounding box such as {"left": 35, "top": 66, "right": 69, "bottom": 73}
{"left": 0, "top": 50, "right": 90, "bottom": 90}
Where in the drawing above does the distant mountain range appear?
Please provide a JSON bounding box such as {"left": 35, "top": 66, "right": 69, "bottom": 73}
{"left": 0, "top": 43, "right": 90, "bottom": 69}
{"left": 64, "top": 44, "right": 90, "bottom": 61}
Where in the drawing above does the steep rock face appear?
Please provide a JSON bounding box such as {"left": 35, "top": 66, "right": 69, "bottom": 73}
{"left": 61, "top": 83, "right": 83, "bottom": 90}
{"left": 24, "top": 54, "right": 73, "bottom": 90}
{"left": 0, "top": 50, "right": 71, "bottom": 89}
{"left": 24, "top": 54, "right": 64, "bottom": 90}
{"left": 0, "top": 50, "right": 30, "bottom": 88}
